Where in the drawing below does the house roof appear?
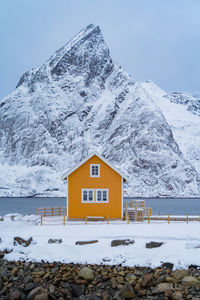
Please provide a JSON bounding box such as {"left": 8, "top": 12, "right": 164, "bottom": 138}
{"left": 61, "top": 151, "right": 128, "bottom": 181}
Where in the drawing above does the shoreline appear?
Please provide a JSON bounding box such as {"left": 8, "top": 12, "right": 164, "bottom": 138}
{"left": 1, "top": 260, "right": 200, "bottom": 299}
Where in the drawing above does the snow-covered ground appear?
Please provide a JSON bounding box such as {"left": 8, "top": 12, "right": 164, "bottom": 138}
{"left": 1, "top": 214, "right": 200, "bottom": 269}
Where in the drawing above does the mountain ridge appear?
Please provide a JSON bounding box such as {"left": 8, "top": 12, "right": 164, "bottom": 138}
{"left": 0, "top": 24, "right": 199, "bottom": 197}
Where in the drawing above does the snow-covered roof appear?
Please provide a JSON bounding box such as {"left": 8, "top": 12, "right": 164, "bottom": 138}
{"left": 62, "top": 152, "right": 128, "bottom": 181}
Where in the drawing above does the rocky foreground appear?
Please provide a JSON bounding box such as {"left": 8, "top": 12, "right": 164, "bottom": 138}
{"left": 1, "top": 260, "right": 200, "bottom": 300}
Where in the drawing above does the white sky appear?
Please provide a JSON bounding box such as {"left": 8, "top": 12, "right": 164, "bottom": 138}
{"left": 1, "top": 0, "right": 200, "bottom": 99}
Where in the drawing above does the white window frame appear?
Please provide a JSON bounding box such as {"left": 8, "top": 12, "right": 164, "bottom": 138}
{"left": 81, "top": 189, "right": 94, "bottom": 203}
{"left": 90, "top": 164, "right": 100, "bottom": 178}
{"left": 96, "top": 189, "right": 109, "bottom": 203}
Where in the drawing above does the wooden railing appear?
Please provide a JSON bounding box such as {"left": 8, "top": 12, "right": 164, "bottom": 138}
{"left": 36, "top": 207, "right": 67, "bottom": 217}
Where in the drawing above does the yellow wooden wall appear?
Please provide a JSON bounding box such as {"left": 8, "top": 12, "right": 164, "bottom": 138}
{"left": 68, "top": 155, "right": 122, "bottom": 219}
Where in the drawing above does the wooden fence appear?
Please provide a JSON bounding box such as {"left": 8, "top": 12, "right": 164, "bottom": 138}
{"left": 36, "top": 207, "right": 67, "bottom": 217}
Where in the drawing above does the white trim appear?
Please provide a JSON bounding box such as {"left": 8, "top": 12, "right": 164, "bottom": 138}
{"left": 81, "top": 189, "right": 95, "bottom": 203}
{"left": 121, "top": 177, "right": 123, "bottom": 219}
{"left": 96, "top": 189, "right": 109, "bottom": 203}
{"left": 90, "top": 164, "right": 100, "bottom": 177}
{"left": 66, "top": 179, "right": 68, "bottom": 219}
{"left": 61, "top": 151, "right": 128, "bottom": 181}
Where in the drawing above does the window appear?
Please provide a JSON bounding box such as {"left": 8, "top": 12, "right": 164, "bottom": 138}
{"left": 96, "top": 189, "right": 108, "bottom": 203}
{"left": 82, "top": 189, "right": 94, "bottom": 203}
{"left": 82, "top": 189, "right": 109, "bottom": 203}
{"left": 90, "top": 164, "right": 100, "bottom": 177}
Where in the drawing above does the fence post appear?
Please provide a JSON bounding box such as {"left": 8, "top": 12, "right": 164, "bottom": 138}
{"left": 187, "top": 215, "right": 188, "bottom": 224}
{"left": 107, "top": 216, "right": 109, "bottom": 224}
{"left": 125, "top": 201, "right": 128, "bottom": 220}
{"left": 41, "top": 215, "right": 43, "bottom": 226}
{"left": 44, "top": 208, "right": 46, "bottom": 217}
{"left": 148, "top": 214, "right": 150, "bottom": 224}
{"left": 127, "top": 214, "right": 129, "bottom": 224}
{"left": 59, "top": 207, "right": 61, "bottom": 216}
{"left": 51, "top": 207, "right": 53, "bottom": 216}
{"left": 168, "top": 214, "right": 170, "bottom": 224}
{"left": 85, "top": 217, "right": 87, "bottom": 225}
{"left": 63, "top": 215, "right": 65, "bottom": 226}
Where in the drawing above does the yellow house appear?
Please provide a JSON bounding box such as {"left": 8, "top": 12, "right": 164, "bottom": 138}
{"left": 62, "top": 152, "right": 127, "bottom": 220}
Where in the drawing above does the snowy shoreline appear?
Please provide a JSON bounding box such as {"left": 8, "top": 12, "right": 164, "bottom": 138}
{"left": 1, "top": 214, "right": 200, "bottom": 269}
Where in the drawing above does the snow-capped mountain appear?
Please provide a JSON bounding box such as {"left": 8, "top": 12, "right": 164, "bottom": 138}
{"left": 0, "top": 24, "right": 199, "bottom": 197}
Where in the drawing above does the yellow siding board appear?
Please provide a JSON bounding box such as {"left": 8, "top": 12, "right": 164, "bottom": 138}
{"left": 68, "top": 155, "right": 122, "bottom": 219}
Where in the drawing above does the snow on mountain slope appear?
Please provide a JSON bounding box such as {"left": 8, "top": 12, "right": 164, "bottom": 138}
{"left": 0, "top": 24, "right": 199, "bottom": 197}
{"left": 143, "top": 81, "right": 200, "bottom": 174}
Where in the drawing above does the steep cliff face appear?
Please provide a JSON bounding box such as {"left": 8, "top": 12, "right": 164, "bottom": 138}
{"left": 0, "top": 24, "right": 199, "bottom": 197}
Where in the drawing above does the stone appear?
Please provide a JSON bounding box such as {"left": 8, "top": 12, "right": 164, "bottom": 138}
{"left": 75, "top": 240, "right": 98, "bottom": 245}
{"left": 152, "top": 282, "right": 173, "bottom": 294}
{"left": 171, "top": 291, "right": 183, "bottom": 300}
{"left": 111, "top": 277, "right": 118, "bottom": 288}
{"left": 27, "top": 287, "right": 47, "bottom": 300}
{"left": 181, "top": 276, "right": 199, "bottom": 287}
{"left": 0, "top": 251, "right": 4, "bottom": 259}
{"left": 9, "top": 290, "right": 22, "bottom": 300}
{"left": 171, "top": 270, "right": 189, "bottom": 280}
{"left": 0, "top": 218, "right": 4, "bottom": 221}
{"left": 111, "top": 239, "right": 135, "bottom": 247}
{"left": 125, "top": 273, "right": 137, "bottom": 284}
{"left": 71, "top": 284, "right": 85, "bottom": 297}
{"left": 62, "top": 272, "right": 73, "bottom": 281}
{"left": 161, "top": 262, "right": 174, "bottom": 270}
{"left": 146, "top": 241, "right": 163, "bottom": 248}
{"left": 78, "top": 267, "right": 94, "bottom": 281}
{"left": 120, "top": 283, "right": 135, "bottom": 298}
{"left": 13, "top": 237, "right": 33, "bottom": 247}
{"left": 34, "top": 294, "right": 48, "bottom": 300}
{"left": 24, "top": 275, "right": 33, "bottom": 284}
{"left": 165, "top": 276, "right": 177, "bottom": 283}
{"left": 48, "top": 238, "right": 62, "bottom": 244}
{"left": 141, "top": 273, "right": 154, "bottom": 287}
{"left": 24, "top": 282, "right": 37, "bottom": 293}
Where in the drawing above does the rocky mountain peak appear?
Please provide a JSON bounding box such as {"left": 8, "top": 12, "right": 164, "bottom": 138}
{"left": 0, "top": 24, "right": 200, "bottom": 197}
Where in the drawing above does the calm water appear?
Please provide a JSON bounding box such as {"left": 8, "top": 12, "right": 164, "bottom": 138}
{"left": 0, "top": 197, "right": 200, "bottom": 216}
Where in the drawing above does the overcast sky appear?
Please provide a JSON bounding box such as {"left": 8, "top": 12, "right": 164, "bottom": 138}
{"left": 1, "top": 0, "right": 200, "bottom": 99}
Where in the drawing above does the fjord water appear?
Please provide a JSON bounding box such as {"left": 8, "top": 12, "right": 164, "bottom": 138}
{"left": 0, "top": 197, "right": 200, "bottom": 216}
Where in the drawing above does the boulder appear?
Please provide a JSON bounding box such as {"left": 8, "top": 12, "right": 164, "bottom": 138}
{"left": 111, "top": 239, "right": 135, "bottom": 247}
{"left": 161, "top": 262, "right": 174, "bottom": 270}
{"left": 13, "top": 237, "right": 33, "bottom": 247}
{"left": 120, "top": 283, "right": 135, "bottom": 298}
{"left": 152, "top": 282, "right": 173, "bottom": 294}
{"left": 141, "top": 273, "right": 154, "bottom": 287}
{"left": 27, "top": 286, "right": 47, "bottom": 300}
{"left": 48, "top": 238, "right": 62, "bottom": 244}
{"left": 75, "top": 240, "right": 98, "bottom": 245}
{"left": 125, "top": 273, "right": 137, "bottom": 284}
{"left": 78, "top": 267, "right": 94, "bottom": 281}
{"left": 181, "top": 276, "right": 199, "bottom": 287}
{"left": 171, "top": 270, "right": 189, "bottom": 280}
{"left": 146, "top": 241, "right": 163, "bottom": 248}
{"left": 171, "top": 291, "right": 183, "bottom": 300}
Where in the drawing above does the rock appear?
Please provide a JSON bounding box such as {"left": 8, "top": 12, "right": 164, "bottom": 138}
{"left": 165, "top": 276, "right": 177, "bottom": 283}
{"left": 146, "top": 241, "right": 163, "bottom": 248}
{"left": 181, "top": 276, "right": 199, "bottom": 287}
{"left": 62, "top": 272, "right": 73, "bottom": 281}
{"left": 0, "top": 218, "right": 4, "bottom": 221}
{"left": 34, "top": 294, "right": 48, "bottom": 300}
{"left": 78, "top": 267, "right": 94, "bottom": 281}
{"left": 171, "top": 291, "right": 183, "bottom": 300}
{"left": 24, "top": 275, "right": 33, "bottom": 284}
{"left": 0, "top": 251, "right": 4, "bottom": 259}
{"left": 71, "top": 284, "right": 85, "bottom": 297}
{"left": 75, "top": 240, "right": 98, "bottom": 245}
{"left": 125, "top": 273, "right": 137, "bottom": 284}
{"left": 141, "top": 273, "right": 154, "bottom": 287}
{"left": 48, "top": 238, "right": 62, "bottom": 244}
{"left": 13, "top": 236, "right": 33, "bottom": 247}
{"left": 120, "top": 283, "right": 135, "bottom": 298}
{"left": 152, "top": 282, "right": 173, "bottom": 294}
{"left": 27, "top": 286, "right": 47, "bottom": 300}
{"left": 9, "top": 290, "right": 22, "bottom": 300}
{"left": 161, "top": 262, "right": 174, "bottom": 270}
{"left": 171, "top": 270, "right": 189, "bottom": 280}
{"left": 111, "top": 239, "right": 135, "bottom": 247}
{"left": 24, "top": 282, "right": 37, "bottom": 293}
{"left": 111, "top": 277, "right": 118, "bottom": 288}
